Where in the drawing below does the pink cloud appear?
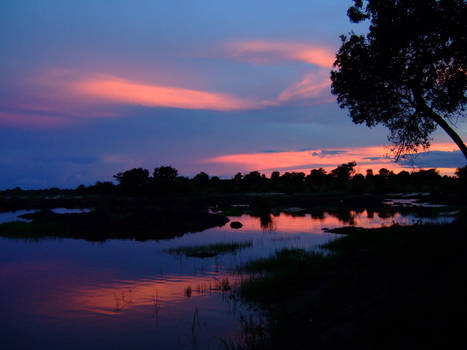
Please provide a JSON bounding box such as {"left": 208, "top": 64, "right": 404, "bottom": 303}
{"left": 225, "top": 41, "right": 335, "bottom": 68}
{"left": 71, "top": 75, "right": 264, "bottom": 111}
{"left": 277, "top": 72, "right": 331, "bottom": 104}
{"left": 2, "top": 54, "right": 338, "bottom": 129}
{"left": 204, "top": 144, "right": 461, "bottom": 175}
{"left": 222, "top": 40, "right": 336, "bottom": 105}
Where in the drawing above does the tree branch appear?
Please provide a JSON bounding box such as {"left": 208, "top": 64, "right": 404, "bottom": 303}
{"left": 412, "top": 87, "right": 467, "bottom": 160}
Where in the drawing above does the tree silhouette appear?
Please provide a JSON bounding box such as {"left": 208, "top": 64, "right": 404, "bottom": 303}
{"left": 153, "top": 166, "right": 178, "bottom": 180}
{"left": 193, "top": 171, "right": 209, "bottom": 187}
{"left": 330, "top": 161, "right": 357, "bottom": 182}
{"left": 331, "top": 0, "right": 467, "bottom": 159}
{"left": 113, "top": 168, "right": 149, "bottom": 193}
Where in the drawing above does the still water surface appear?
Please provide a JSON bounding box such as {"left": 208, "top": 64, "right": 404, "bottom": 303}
{"left": 0, "top": 209, "right": 454, "bottom": 349}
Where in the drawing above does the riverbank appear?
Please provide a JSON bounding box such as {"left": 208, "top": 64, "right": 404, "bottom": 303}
{"left": 0, "top": 191, "right": 456, "bottom": 241}
{"left": 236, "top": 211, "right": 467, "bottom": 349}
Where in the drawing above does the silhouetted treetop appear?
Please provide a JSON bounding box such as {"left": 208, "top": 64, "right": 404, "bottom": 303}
{"left": 330, "top": 161, "right": 357, "bottom": 181}
{"left": 331, "top": 0, "right": 467, "bottom": 159}
{"left": 193, "top": 172, "right": 210, "bottom": 186}
{"left": 153, "top": 166, "right": 178, "bottom": 180}
{"left": 113, "top": 168, "right": 150, "bottom": 193}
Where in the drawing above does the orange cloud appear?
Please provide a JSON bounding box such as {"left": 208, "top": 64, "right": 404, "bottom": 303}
{"left": 3, "top": 60, "right": 338, "bottom": 128}
{"left": 204, "top": 143, "right": 460, "bottom": 175}
{"left": 225, "top": 41, "right": 335, "bottom": 68}
{"left": 223, "top": 40, "right": 337, "bottom": 105}
{"left": 72, "top": 75, "right": 264, "bottom": 111}
{"left": 277, "top": 72, "right": 331, "bottom": 104}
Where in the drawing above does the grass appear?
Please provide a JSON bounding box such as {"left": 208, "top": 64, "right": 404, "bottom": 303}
{"left": 241, "top": 248, "right": 326, "bottom": 273}
{"left": 235, "top": 211, "right": 467, "bottom": 349}
{"left": 165, "top": 241, "right": 253, "bottom": 258}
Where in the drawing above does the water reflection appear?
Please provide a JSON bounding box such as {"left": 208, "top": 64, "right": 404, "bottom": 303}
{"left": 223, "top": 210, "right": 455, "bottom": 234}
{"left": 0, "top": 208, "right": 456, "bottom": 349}
{"left": 0, "top": 208, "right": 92, "bottom": 224}
{"left": 259, "top": 213, "right": 274, "bottom": 230}
{"left": 72, "top": 273, "right": 240, "bottom": 317}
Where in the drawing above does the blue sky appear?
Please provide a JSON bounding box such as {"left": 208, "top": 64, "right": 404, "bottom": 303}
{"left": 1, "top": 0, "right": 465, "bottom": 188}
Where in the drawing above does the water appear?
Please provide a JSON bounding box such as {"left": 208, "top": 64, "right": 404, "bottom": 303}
{"left": 0, "top": 209, "right": 455, "bottom": 349}
{"left": 0, "top": 208, "right": 92, "bottom": 224}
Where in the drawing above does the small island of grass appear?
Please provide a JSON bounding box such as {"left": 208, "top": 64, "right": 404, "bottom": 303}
{"left": 165, "top": 241, "right": 253, "bottom": 258}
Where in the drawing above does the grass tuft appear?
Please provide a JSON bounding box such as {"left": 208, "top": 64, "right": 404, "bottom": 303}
{"left": 165, "top": 241, "right": 252, "bottom": 258}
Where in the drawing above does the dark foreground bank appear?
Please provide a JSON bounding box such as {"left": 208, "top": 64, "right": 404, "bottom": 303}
{"left": 235, "top": 211, "right": 467, "bottom": 349}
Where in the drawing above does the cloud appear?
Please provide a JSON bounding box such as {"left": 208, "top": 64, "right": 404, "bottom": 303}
{"left": 225, "top": 41, "right": 335, "bottom": 68}
{"left": 1, "top": 70, "right": 276, "bottom": 127}
{"left": 277, "top": 72, "right": 331, "bottom": 104}
{"left": 399, "top": 150, "right": 466, "bottom": 169}
{"left": 311, "top": 150, "right": 348, "bottom": 157}
{"left": 362, "top": 156, "right": 390, "bottom": 161}
{"left": 205, "top": 147, "right": 370, "bottom": 171}
{"left": 2, "top": 48, "right": 338, "bottom": 128}
{"left": 261, "top": 150, "right": 281, "bottom": 153}
{"left": 72, "top": 75, "right": 265, "bottom": 111}
{"left": 204, "top": 144, "right": 462, "bottom": 175}
{"left": 223, "top": 40, "right": 337, "bottom": 105}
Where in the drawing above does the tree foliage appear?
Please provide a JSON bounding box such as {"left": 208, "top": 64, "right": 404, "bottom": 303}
{"left": 153, "top": 166, "right": 178, "bottom": 180}
{"left": 331, "top": 0, "right": 467, "bottom": 159}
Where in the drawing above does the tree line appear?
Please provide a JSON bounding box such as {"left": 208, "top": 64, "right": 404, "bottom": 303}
{"left": 70, "top": 162, "right": 465, "bottom": 195}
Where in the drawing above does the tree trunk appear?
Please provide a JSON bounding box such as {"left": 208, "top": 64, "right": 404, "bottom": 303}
{"left": 426, "top": 109, "right": 467, "bottom": 161}
{"left": 411, "top": 88, "right": 467, "bottom": 160}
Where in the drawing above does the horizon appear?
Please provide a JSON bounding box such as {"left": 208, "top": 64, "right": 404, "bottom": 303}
{"left": 3, "top": 160, "right": 461, "bottom": 191}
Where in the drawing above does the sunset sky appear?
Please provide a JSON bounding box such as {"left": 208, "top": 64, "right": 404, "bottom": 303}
{"left": 1, "top": 0, "right": 466, "bottom": 188}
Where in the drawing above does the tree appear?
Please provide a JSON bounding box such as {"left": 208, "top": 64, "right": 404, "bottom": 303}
{"left": 113, "top": 168, "right": 150, "bottom": 192}
{"left": 331, "top": 0, "right": 467, "bottom": 159}
{"left": 153, "top": 166, "right": 178, "bottom": 180}
{"left": 193, "top": 171, "right": 209, "bottom": 187}
{"left": 330, "top": 161, "right": 357, "bottom": 182}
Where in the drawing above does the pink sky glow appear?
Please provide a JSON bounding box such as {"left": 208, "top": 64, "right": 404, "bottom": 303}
{"left": 204, "top": 143, "right": 460, "bottom": 175}
{"left": 72, "top": 75, "right": 265, "bottom": 111}
{"left": 225, "top": 41, "right": 335, "bottom": 67}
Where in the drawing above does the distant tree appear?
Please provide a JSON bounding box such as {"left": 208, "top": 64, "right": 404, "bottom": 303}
{"left": 377, "top": 168, "right": 392, "bottom": 180}
{"left": 243, "top": 171, "right": 262, "bottom": 183}
{"left": 233, "top": 172, "right": 243, "bottom": 181}
{"left": 280, "top": 172, "right": 306, "bottom": 193}
{"left": 351, "top": 173, "right": 366, "bottom": 193}
{"left": 153, "top": 166, "right": 178, "bottom": 180}
{"left": 455, "top": 165, "right": 467, "bottom": 190}
{"left": 7, "top": 186, "right": 23, "bottom": 194}
{"left": 306, "top": 168, "right": 327, "bottom": 190}
{"left": 331, "top": 0, "right": 467, "bottom": 159}
{"left": 48, "top": 187, "right": 60, "bottom": 196}
{"left": 330, "top": 161, "right": 357, "bottom": 182}
{"left": 271, "top": 171, "right": 280, "bottom": 181}
{"left": 192, "top": 172, "right": 209, "bottom": 187}
{"left": 210, "top": 176, "right": 220, "bottom": 184}
{"left": 93, "top": 181, "right": 116, "bottom": 194}
{"left": 455, "top": 165, "right": 467, "bottom": 180}
{"left": 113, "top": 168, "right": 149, "bottom": 193}
{"left": 412, "top": 169, "right": 441, "bottom": 185}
